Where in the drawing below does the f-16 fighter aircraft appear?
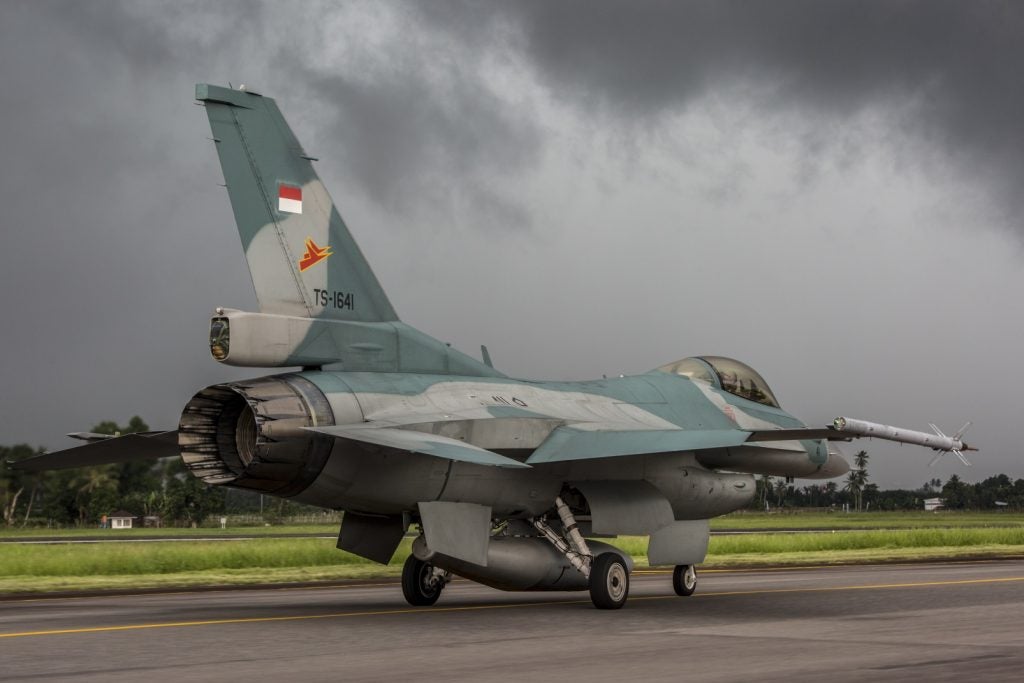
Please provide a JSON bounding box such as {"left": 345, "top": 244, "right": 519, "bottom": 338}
{"left": 12, "top": 84, "right": 975, "bottom": 609}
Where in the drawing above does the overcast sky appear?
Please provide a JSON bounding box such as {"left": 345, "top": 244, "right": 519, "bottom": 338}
{"left": 1, "top": 0, "right": 1021, "bottom": 489}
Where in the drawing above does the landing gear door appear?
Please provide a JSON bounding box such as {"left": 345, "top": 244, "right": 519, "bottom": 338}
{"left": 418, "top": 501, "right": 492, "bottom": 567}
{"left": 647, "top": 519, "right": 710, "bottom": 566}
{"left": 571, "top": 480, "right": 674, "bottom": 536}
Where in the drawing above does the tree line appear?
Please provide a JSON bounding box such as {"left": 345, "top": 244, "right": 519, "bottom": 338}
{"left": 753, "top": 450, "right": 1024, "bottom": 511}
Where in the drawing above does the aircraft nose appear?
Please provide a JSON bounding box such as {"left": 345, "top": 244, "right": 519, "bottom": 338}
{"left": 816, "top": 449, "right": 850, "bottom": 478}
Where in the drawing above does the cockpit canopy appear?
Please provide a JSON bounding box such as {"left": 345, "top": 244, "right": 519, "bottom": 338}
{"left": 656, "top": 356, "right": 781, "bottom": 408}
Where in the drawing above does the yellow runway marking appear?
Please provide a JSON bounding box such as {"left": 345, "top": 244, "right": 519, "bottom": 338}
{"left": 634, "top": 558, "right": 1019, "bottom": 575}
{"left": 6, "top": 558, "right": 1013, "bottom": 604}
{"left": 1, "top": 581, "right": 402, "bottom": 604}
{"left": 2, "top": 558, "right": 1018, "bottom": 604}
{"left": 2, "top": 575, "right": 1022, "bottom": 639}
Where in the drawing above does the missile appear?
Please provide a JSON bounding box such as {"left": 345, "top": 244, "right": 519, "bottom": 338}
{"left": 832, "top": 417, "right": 974, "bottom": 466}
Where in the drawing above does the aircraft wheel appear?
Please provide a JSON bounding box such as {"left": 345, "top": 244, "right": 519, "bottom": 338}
{"left": 401, "top": 555, "right": 443, "bottom": 606}
{"left": 589, "top": 553, "right": 630, "bottom": 609}
{"left": 672, "top": 564, "right": 697, "bottom": 597}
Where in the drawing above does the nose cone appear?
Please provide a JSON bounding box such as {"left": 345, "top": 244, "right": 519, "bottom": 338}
{"left": 807, "top": 447, "right": 851, "bottom": 480}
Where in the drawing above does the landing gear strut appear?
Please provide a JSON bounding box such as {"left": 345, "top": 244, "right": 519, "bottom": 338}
{"left": 401, "top": 555, "right": 450, "bottom": 606}
{"left": 672, "top": 564, "right": 697, "bottom": 596}
{"left": 533, "top": 495, "right": 632, "bottom": 610}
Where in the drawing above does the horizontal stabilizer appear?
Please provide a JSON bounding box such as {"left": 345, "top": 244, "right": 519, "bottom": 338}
{"left": 527, "top": 427, "right": 751, "bottom": 464}
{"left": 306, "top": 425, "right": 530, "bottom": 468}
{"left": 68, "top": 431, "right": 119, "bottom": 443}
{"left": 9, "top": 431, "right": 179, "bottom": 472}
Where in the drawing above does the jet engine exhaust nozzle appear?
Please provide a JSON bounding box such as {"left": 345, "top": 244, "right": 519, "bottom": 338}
{"left": 178, "top": 374, "right": 335, "bottom": 496}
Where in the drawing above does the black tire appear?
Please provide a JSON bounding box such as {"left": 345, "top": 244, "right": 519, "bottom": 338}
{"left": 589, "top": 553, "right": 630, "bottom": 609}
{"left": 402, "top": 555, "right": 443, "bottom": 606}
{"left": 672, "top": 564, "right": 697, "bottom": 597}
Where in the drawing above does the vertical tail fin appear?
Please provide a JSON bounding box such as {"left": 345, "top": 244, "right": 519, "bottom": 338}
{"left": 196, "top": 83, "right": 397, "bottom": 323}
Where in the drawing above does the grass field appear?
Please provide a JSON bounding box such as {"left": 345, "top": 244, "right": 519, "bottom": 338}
{"left": 2, "top": 525, "right": 1023, "bottom": 594}
{"left": 712, "top": 511, "right": 1024, "bottom": 530}
{"left": 0, "top": 525, "right": 340, "bottom": 538}
{"left": 1, "top": 511, "right": 1020, "bottom": 539}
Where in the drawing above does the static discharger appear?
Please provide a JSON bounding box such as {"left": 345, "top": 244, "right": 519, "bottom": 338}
{"left": 833, "top": 417, "right": 975, "bottom": 466}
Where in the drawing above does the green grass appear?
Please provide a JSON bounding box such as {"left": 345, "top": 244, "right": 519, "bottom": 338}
{"left": 0, "top": 537, "right": 411, "bottom": 576}
{"left": 607, "top": 528, "right": 1024, "bottom": 559}
{"left": 2, "top": 526, "right": 1023, "bottom": 594}
{"left": 711, "top": 511, "right": 1024, "bottom": 530}
{"left": 2, "top": 511, "right": 1018, "bottom": 538}
{"left": 0, "top": 525, "right": 340, "bottom": 538}
{"left": 710, "top": 527, "right": 1024, "bottom": 553}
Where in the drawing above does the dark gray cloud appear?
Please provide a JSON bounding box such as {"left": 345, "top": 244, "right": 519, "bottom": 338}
{"left": 417, "top": 0, "right": 1024, "bottom": 229}
{"left": 299, "top": 69, "right": 538, "bottom": 227}
{"left": 1, "top": 0, "right": 1020, "bottom": 488}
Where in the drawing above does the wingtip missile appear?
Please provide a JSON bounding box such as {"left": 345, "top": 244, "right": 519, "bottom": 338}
{"left": 833, "top": 416, "right": 975, "bottom": 465}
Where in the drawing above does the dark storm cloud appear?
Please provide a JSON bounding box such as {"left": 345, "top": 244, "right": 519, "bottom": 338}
{"left": 294, "top": 69, "right": 538, "bottom": 228}
{"left": 19, "top": 0, "right": 540, "bottom": 229}
{"left": 418, "top": 0, "right": 1024, "bottom": 229}
{"left": 177, "top": 1, "right": 539, "bottom": 228}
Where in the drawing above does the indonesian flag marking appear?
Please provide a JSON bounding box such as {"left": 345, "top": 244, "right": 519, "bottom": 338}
{"left": 278, "top": 184, "right": 302, "bottom": 214}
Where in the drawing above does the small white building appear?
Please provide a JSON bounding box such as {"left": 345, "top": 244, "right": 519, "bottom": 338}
{"left": 924, "top": 497, "right": 944, "bottom": 511}
{"left": 107, "top": 511, "right": 138, "bottom": 529}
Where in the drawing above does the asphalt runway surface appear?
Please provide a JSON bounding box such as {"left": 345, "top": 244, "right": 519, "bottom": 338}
{"left": 2, "top": 560, "right": 1023, "bottom": 682}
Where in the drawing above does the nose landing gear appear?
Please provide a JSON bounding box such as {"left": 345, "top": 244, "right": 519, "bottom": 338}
{"left": 401, "top": 555, "right": 451, "bottom": 606}
{"left": 672, "top": 564, "right": 697, "bottom": 596}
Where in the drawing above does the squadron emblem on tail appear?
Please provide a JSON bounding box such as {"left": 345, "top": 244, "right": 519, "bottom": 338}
{"left": 298, "top": 237, "right": 332, "bottom": 272}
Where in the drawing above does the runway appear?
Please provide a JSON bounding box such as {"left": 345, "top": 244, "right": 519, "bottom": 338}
{"left": 2, "top": 560, "right": 1023, "bottom": 682}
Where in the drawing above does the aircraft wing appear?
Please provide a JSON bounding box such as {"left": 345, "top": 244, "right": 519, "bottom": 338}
{"left": 9, "top": 431, "right": 179, "bottom": 472}
{"left": 746, "top": 428, "right": 848, "bottom": 442}
{"left": 525, "top": 417, "right": 958, "bottom": 464}
{"left": 527, "top": 427, "right": 751, "bottom": 464}
{"left": 306, "top": 425, "right": 531, "bottom": 468}
{"left": 321, "top": 414, "right": 813, "bottom": 466}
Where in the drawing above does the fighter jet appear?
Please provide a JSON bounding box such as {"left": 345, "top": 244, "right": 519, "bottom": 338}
{"left": 12, "top": 84, "right": 974, "bottom": 609}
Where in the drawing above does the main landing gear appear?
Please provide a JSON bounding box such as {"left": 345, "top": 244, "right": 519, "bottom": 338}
{"left": 589, "top": 552, "right": 630, "bottom": 609}
{"left": 401, "top": 555, "right": 451, "bottom": 606}
{"left": 672, "top": 564, "right": 698, "bottom": 597}
{"left": 534, "top": 495, "right": 631, "bottom": 610}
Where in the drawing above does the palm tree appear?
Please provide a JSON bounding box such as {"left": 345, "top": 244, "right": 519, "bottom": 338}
{"left": 844, "top": 469, "right": 862, "bottom": 511}
{"left": 843, "top": 452, "right": 870, "bottom": 511}
{"left": 854, "top": 450, "right": 869, "bottom": 473}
